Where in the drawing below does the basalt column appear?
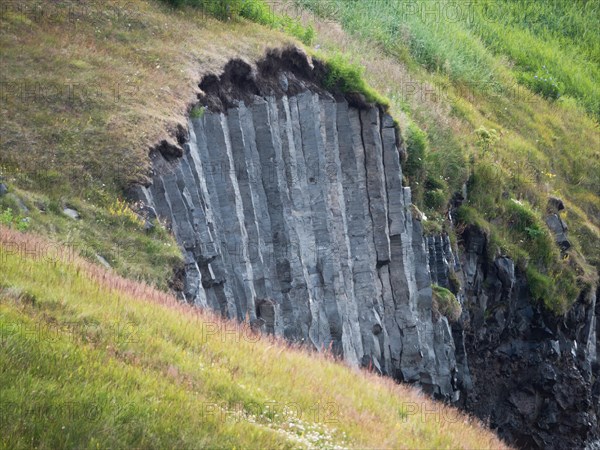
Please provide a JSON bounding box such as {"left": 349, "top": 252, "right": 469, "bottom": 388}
{"left": 134, "top": 52, "right": 459, "bottom": 400}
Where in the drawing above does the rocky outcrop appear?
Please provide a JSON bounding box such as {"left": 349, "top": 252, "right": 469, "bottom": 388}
{"left": 447, "top": 223, "right": 599, "bottom": 449}
{"left": 133, "top": 49, "right": 459, "bottom": 400}
{"left": 133, "top": 48, "right": 599, "bottom": 449}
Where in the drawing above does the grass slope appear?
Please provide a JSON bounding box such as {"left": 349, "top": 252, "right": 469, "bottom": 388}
{"left": 0, "top": 227, "right": 509, "bottom": 449}
{"left": 3, "top": 1, "right": 596, "bottom": 313}
{"left": 0, "top": 0, "right": 297, "bottom": 287}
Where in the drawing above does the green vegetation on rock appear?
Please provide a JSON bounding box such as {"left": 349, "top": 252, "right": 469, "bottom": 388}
{"left": 318, "top": 52, "right": 391, "bottom": 106}
{"left": 432, "top": 284, "right": 462, "bottom": 322}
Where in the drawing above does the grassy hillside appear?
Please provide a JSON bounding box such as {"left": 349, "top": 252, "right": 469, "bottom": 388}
{"left": 0, "top": 0, "right": 594, "bottom": 446}
{"left": 0, "top": 0, "right": 298, "bottom": 288}
{"left": 0, "top": 227, "right": 509, "bottom": 449}
{"left": 294, "top": 0, "right": 599, "bottom": 313}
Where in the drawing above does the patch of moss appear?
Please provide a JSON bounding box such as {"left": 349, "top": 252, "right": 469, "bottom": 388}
{"left": 432, "top": 284, "right": 462, "bottom": 322}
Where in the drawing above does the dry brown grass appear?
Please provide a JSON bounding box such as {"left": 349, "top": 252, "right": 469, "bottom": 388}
{"left": 0, "top": 0, "right": 296, "bottom": 190}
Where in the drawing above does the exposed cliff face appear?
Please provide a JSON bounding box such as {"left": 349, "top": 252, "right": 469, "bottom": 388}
{"left": 132, "top": 48, "right": 598, "bottom": 449}
{"left": 454, "top": 225, "right": 598, "bottom": 449}
{"left": 133, "top": 48, "right": 459, "bottom": 400}
{"left": 426, "top": 200, "right": 599, "bottom": 448}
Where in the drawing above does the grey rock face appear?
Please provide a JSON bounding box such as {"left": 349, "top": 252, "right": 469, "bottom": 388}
{"left": 427, "top": 195, "right": 599, "bottom": 448}
{"left": 0, "top": 183, "right": 8, "bottom": 197}
{"left": 427, "top": 234, "right": 459, "bottom": 291}
{"left": 455, "top": 224, "right": 599, "bottom": 449}
{"left": 546, "top": 213, "right": 571, "bottom": 250}
{"left": 95, "top": 254, "right": 111, "bottom": 268}
{"left": 134, "top": 49, "right": 598, "bottom": 449}
{"left": 137, "top": 91, "right": 459, "bottom": 400}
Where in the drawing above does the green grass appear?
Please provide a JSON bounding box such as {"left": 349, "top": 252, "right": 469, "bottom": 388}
{"left": 0, "top": 184, "right": 182, "bottom": 290}
{"left": 299, "top": 0, "right": 599, "bottom": 118}
{"left": 161, "top": 0, "right": 316, "bottom": 44}
{"left": 162, "top": 1, "right": 390, "bottom": 105}
{"left": 0, "top": 228, "right": 509, "bottom": 449}
{"left": 316, "top": 52, "right": 391, "bottom": 106}
{"left": 467, "top": 0, "right": 599, "bottom": 116}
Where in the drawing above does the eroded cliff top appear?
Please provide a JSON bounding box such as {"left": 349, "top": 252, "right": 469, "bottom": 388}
{"left": 197, "top": 46, "right": 380, "bottom": 112}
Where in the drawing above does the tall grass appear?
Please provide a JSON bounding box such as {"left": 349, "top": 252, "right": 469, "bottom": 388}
{"left": 468, "top": 0, "right": 600, "bottom": 115}
{"left": 299, "top": 0, "right": 599, "bottom": 118}
{"left": 160, "top": 0, "right": 316, "bottom": 44}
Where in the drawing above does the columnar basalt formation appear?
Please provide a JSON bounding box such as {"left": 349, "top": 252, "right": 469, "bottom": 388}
{"left": 133, "top": 48, "right": 458, "bottom": 400}
{"left": 133, "top": 48, "right": 599, "bottom": 449}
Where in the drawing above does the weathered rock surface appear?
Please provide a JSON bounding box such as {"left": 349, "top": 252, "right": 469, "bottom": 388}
{"left": 446, "top": 223, "right": 599, "bottom": 449}
{"left": 134, "top": 48, "right": 598, "bottom": 449}
{"left": 136, "top": 94, "right": 460, "bottom": 398}
{"left": 63, "top": 207, "right": 80, "bottom": 220}
{"left": 133, "top": 50, "right": 459, "bottom": 400}
{"left": 546, "top": 213, "right": 571, "bottom": 250}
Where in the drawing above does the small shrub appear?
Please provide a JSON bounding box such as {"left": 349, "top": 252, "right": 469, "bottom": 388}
{"left": 432, "top": 284, "right": 462, "bottom": 322}
{"left": 524, "top": 225, "right": 544, "bottom": 239}
{"left": 423, "top": 174, "right": 448, "bottom": 212}
{"left": 190, "top": 105, "right": 205, "bottom": 119}
{"left": 107, "top": 199, "right": 144, "bottom": 228}
{"left": 475, "top": 126, "right": 499, "bottom": 154}
{"left": 424, "top": 189, "right": 447, "bottom": 211}
{"left": 16, "top": 217, "right": 30, "bottom": 231}
{"left": 0, "top": 207, "right": 15, "bottom": 226}
{"left": 519, "top": 66, "right": 564, "bottom": 101}
{"left": 0, "top": 207, "right": 30, "bottom": 231}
